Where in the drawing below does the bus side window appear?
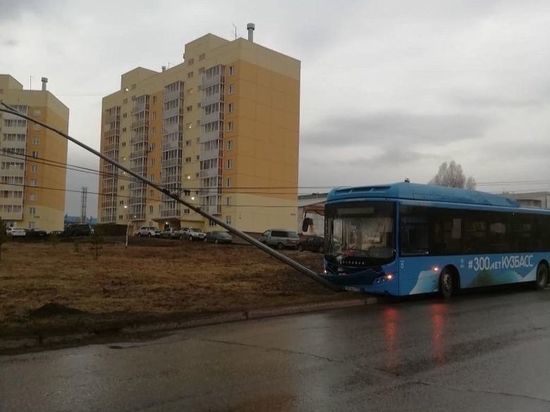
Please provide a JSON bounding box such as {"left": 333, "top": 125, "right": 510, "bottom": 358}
{"left": 400, "top": 207, "right": 430, "bottom": 256}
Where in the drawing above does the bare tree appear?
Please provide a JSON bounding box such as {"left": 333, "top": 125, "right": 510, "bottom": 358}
{"left": 430, "top": 161, "right": 476, "bottom": 190}
{"left": 0, "top": 218, "right": 8, "bottom": 261}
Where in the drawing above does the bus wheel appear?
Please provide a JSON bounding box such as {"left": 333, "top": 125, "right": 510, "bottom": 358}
{"left": 439, "top": 269, "right": 457, "bottom": 299}
{"left": 535, "top": 263, "right": 549, "bottom": 290}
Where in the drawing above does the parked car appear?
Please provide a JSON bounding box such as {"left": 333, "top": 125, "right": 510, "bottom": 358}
{"left": 258, "top": 229, "right": 300, "bottom": 250}
{"left": 137, "top": 226, "right": 161, "bottom": 237}
{"left": 298, "top": 235, "right": 325, "bottom": 253}
{"left": 184, "top": 228, "right": 206, "bottom": 241}
{"left": 160, "top": 228, "right": 179, "bottom": 239}
{"left": 205, "top": 231, "right": 233, "bottom": 244}
{"left": 63, "top": 224, "right": 94, "bottom": 237}
{"left": 25, "top": 229, "right": 48, "bottom": 239}
{"left": 6, "top": 227, "right": 26, "bottom": 237}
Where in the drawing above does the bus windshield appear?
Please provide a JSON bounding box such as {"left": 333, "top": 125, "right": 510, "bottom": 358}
{"left": 326, "top": 201, "right": 395, "bottom": 262}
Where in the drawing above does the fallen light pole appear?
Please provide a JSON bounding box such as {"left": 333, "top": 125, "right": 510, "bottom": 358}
{"left": 0, "top": 103, "right": 340, "bottom": 291}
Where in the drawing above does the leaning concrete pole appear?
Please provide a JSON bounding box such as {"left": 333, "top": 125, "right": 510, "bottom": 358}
{"left": 0, "top": 103, "right": 340, "bottom": 291}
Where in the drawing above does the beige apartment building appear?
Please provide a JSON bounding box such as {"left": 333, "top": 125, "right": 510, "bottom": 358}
{"left": 98, "top": 29, "right": 300, "bottom": 232}
{"left": 0, "top": 75, "right": 69, "bottom": 232}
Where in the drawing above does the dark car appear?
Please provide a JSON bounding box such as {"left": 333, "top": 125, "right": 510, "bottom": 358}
{"left": 258, "top": 229, "right": 300, "bottom": 250}
{"left": 298, "top": 235, "right": 325, "bottom": 253}
{"left": 63, "top": 224, "right": 94, "bottom": 237}
{"left": 25, "top": 229, "right": 48, "bottom": 239}
{"left": 205, "top": 231, "right": 233, "bottom": 244}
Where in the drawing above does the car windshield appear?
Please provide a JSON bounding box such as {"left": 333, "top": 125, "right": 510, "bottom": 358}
{"left": 326, "top": 201, "right": 395, "bottom": 262}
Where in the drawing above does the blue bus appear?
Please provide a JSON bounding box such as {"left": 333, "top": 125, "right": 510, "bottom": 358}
{"left": 321, "top": 182, "right": 550, "bottom": 297}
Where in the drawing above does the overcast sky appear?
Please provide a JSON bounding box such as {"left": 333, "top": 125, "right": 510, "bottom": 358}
{"left": 2, "top": 0, "right": 550, "bottom": 216}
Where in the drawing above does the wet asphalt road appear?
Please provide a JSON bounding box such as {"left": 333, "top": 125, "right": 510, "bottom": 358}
{"left": 3, "top": 288, "right": 550, "bottom": 411}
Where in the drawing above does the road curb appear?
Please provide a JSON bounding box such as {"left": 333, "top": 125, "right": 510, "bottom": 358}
{"left": 0, "top": 297, "right": 379, "bottom": 353}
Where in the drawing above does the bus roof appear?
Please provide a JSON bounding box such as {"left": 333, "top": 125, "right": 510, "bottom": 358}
{"left": 327, "top": 182, "right": 520, "bottom": 208}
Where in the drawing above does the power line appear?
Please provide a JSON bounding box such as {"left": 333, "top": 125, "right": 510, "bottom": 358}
{"left": 0, "top": 182, "right": 300, "bottom": 207}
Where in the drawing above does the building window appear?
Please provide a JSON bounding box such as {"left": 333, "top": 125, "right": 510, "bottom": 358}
{"left": 185, "top": 157, "right": 192, "bottom": 163}
{"left": 31, "top": 165, "right": 38, "bottom": 173}
{"left": 199, "top": 53, "right": 205, "bottom": 61}
{"left": 152, "top": 96, "right": 157, "bottom": 104}
{"left": 120, "top": 185, "right": 125, "bottom": 190}
{"left": 118, "top": 215, "right": 123, "bottom": 220}
{"left": 123, "top": 113, "right": 127, "bottom": 118}
{"left": 32, "top": 151, "right": 38, "bottom": 158}
{"left": 29, "top": 194, "right": 36, "bottom": 201}
{"left": 226, "top": 140, "right": 233, "bottom": 151}
{"left": 149, "top": 205, "right": 153, "bottom": 213}
{"left": 119, "top": 200, "right": 124, "bottom": 205}
{"left": 209, "top": 219, "right": 216, "bottom": 227}
{"left": 188, "top": 58, "right": 194, "bottom": 65}
{"left": 187, "top": 71, "right": 194, "bottom": 79}
{"left": 184, "top": 209, "right": 190, "bottom": 214}
{"left": 186, "top": 123, "right": 192, "bottom": 129}
{"left": 226, "top": 177, "right": 231, "bottom": 187}
{"left": 33, "top": 137, "right": 40, "bottom": 145}
{"left": 228, "top": 103, "right": 234, "bottom": 113}
{"left": 226, "top": 159, "right": 233, "bottom": 169}
{"left": 123, "top": 98, "right": 128, "bottom": 104}
{"left": 29, "top": 207, "right": 36, "bottom": 216}
{"left": 186, "top": 105, "right": 193, "bottom": 112}
{"left": 227, "top": 121, "right": 233, "bottom": 132}
{"left": 30, "top": 179, "right": 37, "bottom": 186}
{"left": 185, "top": 140, "right": 191, "bottom": 146}
{"left": 226, "top": 197, "right": 231, "bottom": 206}
{"left": 228, "top": 84, "right": 234, "bottom": 94}
{"left": 229, "top": 65, "right": 234, "bottom": 75}
{"left": 226, "top": 215, "right": 231, "bottom": 225}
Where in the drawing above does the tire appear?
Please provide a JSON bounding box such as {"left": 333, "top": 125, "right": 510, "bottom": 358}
{"left": 214, "top": 239, "right": 219, "bottom": 244}
{"left": 318, "top": 245, "right": 324, "bottom": 254}
{"left": 148, "top": 233, "right": 152, "bottom": 238}
{"left": 439, "top": 268, "right": 458, "bottom": 299}
{"left": 277, "top": 242, "right": 284, "bottom": 250}
{"left": 535, "top": 263, "right": 548, "bottom": 290}
{"left": 298, "top": 244, "right": 304, "bottom": 252}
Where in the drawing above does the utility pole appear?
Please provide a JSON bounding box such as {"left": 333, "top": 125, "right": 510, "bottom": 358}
{"left": 81, "top": 186, "right": 88, "bottom": 223}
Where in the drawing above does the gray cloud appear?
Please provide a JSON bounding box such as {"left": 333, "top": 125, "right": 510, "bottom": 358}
{"left": 0, "top": 0, "right": 60, "bottom": 22}
{"left": 302, "top": 112, "right": 491, "bottom": 147}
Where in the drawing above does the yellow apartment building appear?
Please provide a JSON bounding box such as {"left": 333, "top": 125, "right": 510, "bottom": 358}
{"left": 0, "top": 75, "right": 69, "bottom": 232}
{"left": 98, "top": 28, "right": 300, "bottom": 233}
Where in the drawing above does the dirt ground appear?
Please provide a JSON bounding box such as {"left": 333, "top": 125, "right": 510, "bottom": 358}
{"left": 0, "top": 240, "right": 352, "bottom": 338}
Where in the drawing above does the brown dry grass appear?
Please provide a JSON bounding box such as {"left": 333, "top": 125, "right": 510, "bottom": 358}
{"left": 0, "top": 241, "right": 349, "bottom": 337}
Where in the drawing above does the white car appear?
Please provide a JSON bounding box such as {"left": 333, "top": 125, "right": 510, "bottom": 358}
{"left": 6, "top": 227, "right": 26, "bottom": 237}
{"left": 136, "top": 226, "right": 161, "bottom": 237}
{"left": 184, "top": 228, "right": 207, "bottom": 241}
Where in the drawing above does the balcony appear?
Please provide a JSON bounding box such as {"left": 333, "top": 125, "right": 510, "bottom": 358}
{"left": 160, "top": 207, "right": 181, "bottom": 218}
{"left": 162, "top": 140, "right": 182, "bottom": 152}
{"left": 164, "top": 88, "right": 183, "bottom": 103}
{"left": 163, "top": 105, "right": 182, "bottom": 119}
{"left": 129, "top": 148, "right": 148, "bottom": 159}
{"left": 131, "top": 101, "right": 150, "bottom": 114}
{"left": 131, "top": 119, "right": 149, "bottom": 129}
{"left": 130, "top": 132, "right": 148, "bottom": 145}
{"left": 161, "top": 157, "right": 181, "bottom": 168}
{"left": 202, "top": 72, "right": 225, "bottom": 88}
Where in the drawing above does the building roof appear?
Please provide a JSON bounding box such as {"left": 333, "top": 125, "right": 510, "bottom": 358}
{"left": 327, "top": 182, "right": 520, "bottom": 208}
